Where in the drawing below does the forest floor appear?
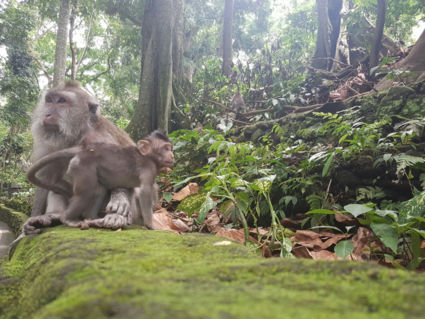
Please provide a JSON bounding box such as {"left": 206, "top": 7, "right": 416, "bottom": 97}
{"left": 1, "top": 226, "right": 425, "bottom": 319}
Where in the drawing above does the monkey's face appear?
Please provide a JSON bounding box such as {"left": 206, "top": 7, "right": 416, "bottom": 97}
{"left": 38, "top": 86, "right": 98, "bottom": 140}
{"left": 138, "top": 139, "right": 174, "bottom": 168}
{"left": 43, "top": 90, "right": 77, "bottom": 129}
{"left": 159, "top": 142, "right": 174, "bottom": 168}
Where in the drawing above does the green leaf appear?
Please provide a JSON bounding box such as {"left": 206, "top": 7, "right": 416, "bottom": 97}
{"left": 334, "top": 240, "right": 354, "bottom": 259}
{"left": 411, "top": 228, "right": 425, "bottom": 239}
{"left": 163, "top": 192, "right": 173, "bottom": 203}
{"left": 306, "top": 209, "right": 338, "bottom": 215}
{"left": 195, "top": 196, "right": 217, "bottom": 224}
{"left": 375, "top": 209, "right": 397, "bottom": 220}
{"left": 370, "top": 223, "right": 399, "bottom": 253}
{"left": 322, "top": 152, "right": 334, "bottom": 177}
{"left": 344, "top": 204, "right": 373, "bottom": 218}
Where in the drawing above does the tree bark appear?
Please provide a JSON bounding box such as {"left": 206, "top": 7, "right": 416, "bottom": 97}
{"left": 127, "top": 0, "right": 179, "bottom": 140}
{"left": 69, "top": 0, "right": 77, "bottom": 80}
{"left": 312, "top": 0, "right": 342, "bottom": 70}
{"left": 222, "top": 0, "right": 234, "bottom": 76}
{"left": 370, "top": 0, "right": 386, "bottom": 68}
{"left": 53, "top": 0, "right": 71, "bottom": 87}
{"left": 376, "top": 29, "right": 425, "bottom": 90}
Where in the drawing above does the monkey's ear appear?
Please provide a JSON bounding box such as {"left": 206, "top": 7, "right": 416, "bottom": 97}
{"left": 88, "top": 102, "right": 99, "bottom": 114}
{"left": 137, "top": 140, "right": 151, "bottom": 156}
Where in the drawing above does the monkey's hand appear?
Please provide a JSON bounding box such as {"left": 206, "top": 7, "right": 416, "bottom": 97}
{"left": 23, "top": 213, "right": 62, "bottom": 235}
{"left": 106, "top": 188, "right": 131, "bottom": 217}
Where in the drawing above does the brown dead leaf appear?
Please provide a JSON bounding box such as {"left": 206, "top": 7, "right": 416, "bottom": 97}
{"left": 215, "top": 228, "right": 247, "bottom": 244}
{"left": 292, "top": 230, "right": 324, "bottom": 251}
{"left": 291, "top": 245, "right": 313, "bottom": 259}
{"left": 249, "top": 227, "right": 269, "bottom": 237}
{"left": 152, "top": 208, "right": 190, "bottom": 232}
{"left": 261, "top": 245, "right": 273, "bottom": 258}
{"left": 321, "top": 234, "right": 351, "bottom": 250}
{"left": 309, "top": 250, "right": 339, "bottom": 260}
{"left": 351, "top": 227, "right": 375, "bottom": 261}
{"left": 204, "top": 212, "right": 221, "bottom": 232}
{"left": 335, "top": 214, "right": 358, "bottom": 226}
{"left": 172, "top": 183, "right": 199, "bottom": 201}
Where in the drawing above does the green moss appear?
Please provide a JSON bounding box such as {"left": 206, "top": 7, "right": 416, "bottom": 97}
{"left": 2, "top": 198, "right": 32, "bottom": 216}
{"left": 0, "top": 203, "right": 28, "bottom": 235}
{"left": 1, "top": 227, "right": 425, "bottom": 319}
{"left": 177, "top": 193, "right": 207, "bottom": 216}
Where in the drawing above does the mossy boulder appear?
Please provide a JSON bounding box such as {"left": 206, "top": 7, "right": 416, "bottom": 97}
{"left": 1, "top": 227, "right": 425, "bottom": 319}
{"left": 0, "top": 203, "right": 28, "bottom": 235}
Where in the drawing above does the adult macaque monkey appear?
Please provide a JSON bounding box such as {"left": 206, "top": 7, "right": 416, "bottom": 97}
{"left": 26, "top": 131, "right": 174, "bottom": 230}
{"left": 25, "top": 81, "right": 135, "bottom": 234}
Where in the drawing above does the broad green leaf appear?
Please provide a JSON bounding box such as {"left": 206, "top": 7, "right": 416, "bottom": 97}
{"left": 344, "top": 204, "right": 373, "bottom": 218}
{"left": 306, "top": 209, "right": 338, "bottom": 215}
{"left": 411, "top": 228, "right": 425, "bottom": 239}
{"left": 370, "top": 223, "right": 399, "bottom": 253}
{"left": 162, "top": 192, "right": 173, "bottom": 203}
{"left": 195, "top": 196, "right": 217, "bottom": 224}
{"left": 334, "top": 240, "right": 354, "bottom": 259}
{"left": 375, "top": 209, "right": 397, "bottom": 220}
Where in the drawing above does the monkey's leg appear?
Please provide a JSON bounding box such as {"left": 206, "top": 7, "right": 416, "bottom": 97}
{"left": 137, "top": 183, "right": 155, "bottom": 230}
{"left": 31, "top": 187, "right": 48, "bottom": 216}
{"left": 61, "top": 163, "right": 100, "bottom": 225}
{"left": 45, "top": 191, "right": 68, "bottom": 214}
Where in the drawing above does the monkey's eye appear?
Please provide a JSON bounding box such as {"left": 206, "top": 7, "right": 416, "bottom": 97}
{"left": 58, "top": 97, "right": 67, "bottom": 103}
{"left": 45, "top": 96, "right": 53, "bottom": 103}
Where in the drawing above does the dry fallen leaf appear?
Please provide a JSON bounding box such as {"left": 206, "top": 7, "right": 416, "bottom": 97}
{"left": 351, "top": 227, "right": 375, "bottom": 261}
{"left": 309, "top": 250, "right": 339, "bottom": 260}
{"left": 204, "top": 212, "right": 221, "bottom": 232}
{"left": 152, "top": 208, "right": 190, "bottom": 232}
{"left": 215, "top": 228, "right": 247, "bottom": 244}
{"left": 291, "top": 245, "right": 313, "bottom": 259}
{"left": 292, "top": 230, "right": 324, "bottom": 251}
{"left": 172, "top": 183, "right": 199, "bottom": 201}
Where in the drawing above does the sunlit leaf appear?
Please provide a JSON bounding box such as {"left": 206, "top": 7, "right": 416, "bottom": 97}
{"left": 370, "top": 223, "right": 398, "bottom": 253}
{"left": 344, "top": 204, "right": 373, "bottom": 218}
{"left": 334, "top": 240, "right": 354, "bottom": 259}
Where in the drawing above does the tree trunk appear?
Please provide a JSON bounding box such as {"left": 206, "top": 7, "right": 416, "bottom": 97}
{"left": 172, "top": 0, "right": 184, "bottom": 80}
{"left": 331, "top": 0, "right": 351, "bottom": 71}
{"left": 127, "top": 0, "right": 178, "bottom": 140}
{"left": 376, "top": 29, "right": 425, "bottom": 90}
{"left": 397, "top": 29, "right": 425, "bottom": 71}
{"left": 370, "top": 0, "right": 386, "bottom": 68}
{"left": 222, "top": 0, "right": 234, "bottom": 76}
{"left": 312, "top": 0, "right": 342, "bottom": 70}
{"left": 69, "top": 0, "right": 77, "bottom": 80}
{"left": 53, "top": 0, "right": 71, "bottom": 87}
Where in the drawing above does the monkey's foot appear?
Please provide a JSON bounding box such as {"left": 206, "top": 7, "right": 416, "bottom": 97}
{"left": 86, "top": 214, "right": 129, "bottom": 230}
{"left": 23, "top": 213, "right": 62, "bottom": 235}
{"left": 106, "top": 189, "right": 131, "bottom": 217}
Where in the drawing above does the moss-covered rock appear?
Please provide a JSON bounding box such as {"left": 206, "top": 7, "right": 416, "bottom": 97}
{"left": 0, "top": 204, "right": 28, "bottom": 236}
{"left": 2, "top": 198, "right": 32, "bottom": 216}
{"left": 1, "top": 227, "right": 425, "bottom": 319}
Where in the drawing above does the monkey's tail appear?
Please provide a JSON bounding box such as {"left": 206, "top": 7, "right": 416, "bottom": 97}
{"left": 27, "top": 146, "right": 82, "bottom": 198}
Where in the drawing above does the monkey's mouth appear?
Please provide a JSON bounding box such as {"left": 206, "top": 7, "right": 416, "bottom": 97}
{"left": 164, "top": 161, "right": 174, "bottom": 168}
{"left": 43, "top": 123, "right": 59, "bottom": 131}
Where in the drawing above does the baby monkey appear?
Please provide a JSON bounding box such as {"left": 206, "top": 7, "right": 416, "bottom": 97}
{"left": 26, "top": 130, "right": 174, "bottom": 230}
